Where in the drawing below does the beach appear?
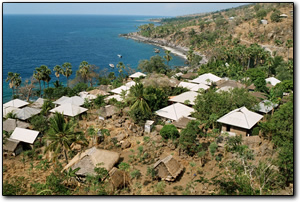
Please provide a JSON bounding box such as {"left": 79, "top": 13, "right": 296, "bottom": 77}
{"left": 121, "top": 32, "right": 208, "bottom": 63}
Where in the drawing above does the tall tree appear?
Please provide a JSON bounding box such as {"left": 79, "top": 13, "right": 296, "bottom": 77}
{"left": 39, "top": 65, "right": 51, "bottom": 89}
{"left": 44, "top": 112, "right": 86, "bottom": 164}
{"left": 62, "top": 62, "right": 72, "bottom": 87}
{"left": 53, "top": 65, "right": 63, "bottom": 82}
{"left": 163, "top": 50, "right": 173, "bottom": 67}
{"left": 77, "top": 61, "right": 90, "bottom": 84}
{"left": 6, "top": 72, "right": 21, "bottom": 98}
{"left": 33, "top": 67, "right": 43, "bottom": 96}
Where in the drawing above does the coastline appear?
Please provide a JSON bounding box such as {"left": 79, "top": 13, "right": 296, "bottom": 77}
{"left": 120, "top": 32, "right": 208, "bottom": 64}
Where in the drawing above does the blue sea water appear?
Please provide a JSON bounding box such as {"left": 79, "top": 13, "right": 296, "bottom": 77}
{"left": 3, "top": 15, "right": 186, "bottom": 103}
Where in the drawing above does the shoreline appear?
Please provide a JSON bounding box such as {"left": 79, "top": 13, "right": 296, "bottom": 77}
{"left": 120, "top": 32, "right": 208, "bottom": 64}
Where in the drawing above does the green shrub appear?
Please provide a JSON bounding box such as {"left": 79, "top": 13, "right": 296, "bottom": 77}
{"left": 160, "top": 124, "right": 179, "bottom": 140}
{"left": 252, "top": 127, "right": 260, "bottom": 136}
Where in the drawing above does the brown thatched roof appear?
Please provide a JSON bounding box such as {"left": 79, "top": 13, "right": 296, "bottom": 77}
{"left": 250, "top": 91, "right": 267, "bottom": 101}
{"left": 3, "top": 118, "right": 30, "bottom": 132}
{"left": 3, "top": 138, "right": 20, "bottom": 152}
{"left": 153, "top": 155, "right": 183, "bottom": 181}
{"left": 173, "top": 117, "right": 193, "bottom": 129}
{"left": 88, "top": 89, "right": 110, "bottom": 96}
{"left": 217, "top": 80, "right": 246, "bottom": 89}
{"left": 142, "top": 73, "right": 179, "bottom": 88}
{"left": 98, "top": 105, "right": 120, "bottom": 118}
{"left": 181, "top": 72, "right": 198, "bottom": 79}
{"left": 109, "top": 167, "right": 130, "bottom": 189}
{"left": 63, "top": 147, "right": 120, "bottom": 176}
{"left": 98, "top": 85, "right": 113, "bottom": 92}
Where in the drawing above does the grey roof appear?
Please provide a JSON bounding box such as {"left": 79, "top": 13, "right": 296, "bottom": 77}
{"left": 15, "top": 107, "right": 42, "bottom": 120}
{"left": 217, "top": 107, "right": 263, "bottom": 130}
{"left": 3, "top": 118, "right": 30, "bottom": 132}
{"left": 3, "top": 138, "right": 21, "bottom": 152}
{"left": 256, "top": 100, "right": 278, "bottom": 113}
{"left": 3, "top": 99, "right": 29, "bottom": 108}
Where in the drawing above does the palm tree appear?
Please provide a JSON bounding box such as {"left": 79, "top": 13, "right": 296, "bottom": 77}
{"left": 38, "top": 65, "right": 51, "bottom": 90}
{"left": 44, "top": 112, "right": 85, "bottom": 164}
{"left": 77, "top": 61, "right": 90, "bottom": 84}
{"left": 6, "top": 72, "right": 21, "bottom": 98}
{"left": 126, "top": 83, "right": 151, "bottom": 120}
{"left": 163, "top": 50, "right": 173, "bottom": 67}
{"left": 33, "top": 67, "right": 43, "bottom": 96}
{"left": 53, "top": 65, "right": 62, "bottom": 82}
{"left": 62, "top": 62, "right": 72, "bottom": 87}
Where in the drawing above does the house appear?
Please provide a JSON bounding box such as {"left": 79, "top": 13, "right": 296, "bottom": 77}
{"left": 109, "top": 167, "right": 130, "bottom": 189}
{"left": 153, "top": 155, "right": 183, "bottom": 182}
{"left": 3, "top": 106, "right": 20, "bottom": 118}
{"left": 59, "top": 96, "right": 85, "bottom": 106}
{"left": 104, "top": 94, "right": 123, "bottom": 102}
{"left": 216, "top": 80, "right": 245, "bottom": 89}
{"left": 110, "top": 81, "right": 136, "bottom": 95}
{"left": 129, "top": 72, "right": 146, "bottom": 79}
{"left": 217, "top": 107, "right": 263, "bottom": 137}
{"left": 30, "top": 98, "right": 45, "bottom": 109}
{"left": 98, "top": 105, "right": 120, "bottom": 119}
{"left": 265, "top": 77, "right": 281, "bottom": 87}
{"left": 191, "top": 73, "right": 221, "bottom": 85}
{"left": 63, "top": 147, "right": 120, "bottom": 177}
{"left": 155, "top": 103, "right": 195, "bottom": 121}
{"left": 178, "top": 81, "right": 209, "bottom": 92}
{"left": 255, "top": 100, "right": 278, "bottom": 114}
{"left": 15, "top": 107, "right": 42, "bottom": 121}
{"left": 49, "top": 103, "right": 88, "bottom": 117}
{"left": 169, "top": 91, "right": 199, "bottom": 105}
{"left": 3, "top": 99, "right": 29, "bottom": 108}
{"left": 53, "top": 96, "right": 70, "bottom": 105}
{"left": 3, "top": 118, "right": 30, "bottom": 132}
{"left": 181, "top": 72, "right": 198, "bottom": 80}
{"left": 88, "top": 89, "right": 110, "bottom": 96}
{"left": 4, "top": 127, "right": 39, "bottom": 155}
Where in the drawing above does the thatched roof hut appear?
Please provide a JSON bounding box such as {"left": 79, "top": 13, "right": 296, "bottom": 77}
{"left": 98, "top": 105, "right": 120, "bottom": 118}
{"left": 109, "top": 167, "right": 130, "bottom": 189}
{"left": 88, "top": 89, "right": 110, "bottom": 96}
{"left": 63, "top": 147, "right": 120, "bottom": 176}
{"left": 98, "top": 85, "right": 113, "bottom": 92}
{"left": 181, "top": 72, "right": 198, "bottom": 79}
{"left": 216, "top": 80, "right": 245, "bottom": 89}
{"left": 142, "top": 73, "right": 179, "bottom": 88}
{"left": 173, "top": 117, "right": 195, "bottom": 129}
{"left": 153, "top": 155, "right": 183, "bottom": 181}
{"left": 250, "top": 91, "right": 267, "bottom": 102}
{"left": 3, "top": 118, "right": 30, "bottom": 132}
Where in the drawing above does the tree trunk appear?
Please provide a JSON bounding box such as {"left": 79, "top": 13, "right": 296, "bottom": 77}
{"left": 66, "top": 77, "right": 69, "bottom": 87}
{"left": 247, "top": 57, "right": 251, "bottom": 70}
{"left": 63, "top": 149, "right": 69, "bottom": 164}
{"left": 39, "top": 80, "right": 41, "bottom": 96}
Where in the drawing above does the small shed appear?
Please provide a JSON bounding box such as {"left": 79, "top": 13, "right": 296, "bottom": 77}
{"left": 3, "top": 138, "right": 23, "bottom": 156}
{"left": 63, "top": 147, "right": 120, "bottom": 176}
{"left": 153, "top": 155, "right": 183, "bottom": 181}
{"left": 3, "top": 99, "right": 29, "bottom": 108}
{"left": 109, "top": 167, "right": 130, "bottom": 189}
{"left": 217, "top": 107, "right": 263, "bottom": 137}
{"left": 3, "top": 118, "right": 30, "bottom": 132}
{"left": 260, "top": 19, "right": 268, "bottom": 25}
{"left": 145, "top": 120, "right": 154, "bottom": 133}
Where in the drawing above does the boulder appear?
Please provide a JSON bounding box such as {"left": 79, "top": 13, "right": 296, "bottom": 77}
{"left": 115, "top": 132, "right": 128, "bottom": 142}
{"left": 121, "top": 140, "right": 131, "bottom": 149}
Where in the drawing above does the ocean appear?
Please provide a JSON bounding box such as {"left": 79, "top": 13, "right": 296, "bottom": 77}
{"left": 3, "top": 15, "right": 186, "bottom": 103}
